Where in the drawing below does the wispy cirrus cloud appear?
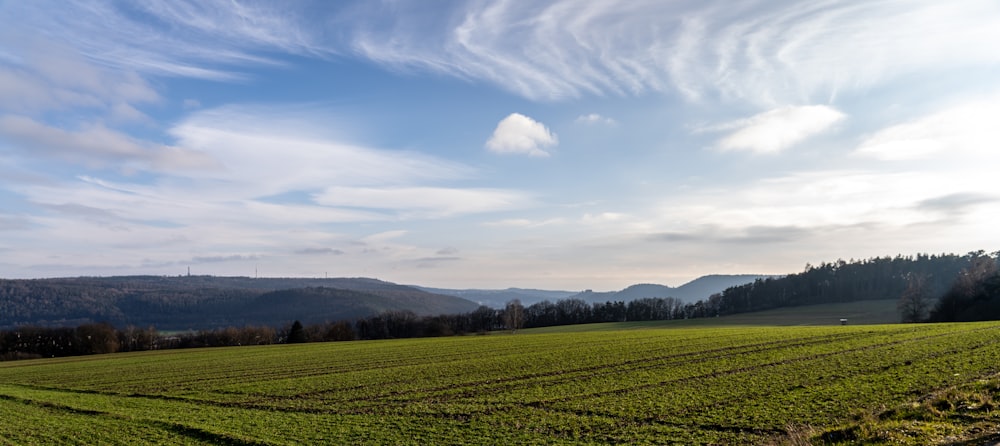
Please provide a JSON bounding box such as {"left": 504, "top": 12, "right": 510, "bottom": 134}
{"left": 0, "top": 214, "right": 31, "bottom": 231}
{"left": 169, "top": 105, "right": 474, "bottom": 193}
{"left": 705, "top": 105, "right": 845, "bottom": 154}
{"left": 0, "top": 115, "right": 216, "bottom": 171}
{"left": 348, "top": 1, "right": 1000, "bottom": 104}
{"left": 192, "top": 254, "right": 259, "bottom": 264}
{"left": 1, "top": 1, "right": 332, "bottom": 82}
{"left": 294, "top": 248, "right": 346, "bottom": 257}
{"left": 854, "top": 99, "right": 1000, "bottom": 161}
{"left": 0, "top": 38, "right": 159, "bottom": 119}
{"left": 6, "top": 1, "right": 998, "bottom": 106}
{"left": 916, "top": 193, "right": 998, "bottom": 214}
{"left": 313, "top": 186, "right": 529, "bottom": 218}
{"left": 575, "top": 113, "right": 617, "bottom": 126}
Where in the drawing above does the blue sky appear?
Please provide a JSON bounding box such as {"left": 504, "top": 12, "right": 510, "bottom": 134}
{"left": 1, "top": 1, "right": 999, "bottom": 290}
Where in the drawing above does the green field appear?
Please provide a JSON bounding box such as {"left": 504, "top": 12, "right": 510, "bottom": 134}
{"left": 524, "top": 299, "right": 902, "bottom": 334}
{"left": 2, "top": 321, "right": 1000, "bottom": 445}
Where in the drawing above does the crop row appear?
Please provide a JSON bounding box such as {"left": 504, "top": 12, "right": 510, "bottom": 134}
{"left": 1, "top": 322, "right": 998, "bottom": 444}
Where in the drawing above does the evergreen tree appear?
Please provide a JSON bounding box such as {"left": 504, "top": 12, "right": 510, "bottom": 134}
{"left": 287, "top": 320, "right": 307, "bottom": 344}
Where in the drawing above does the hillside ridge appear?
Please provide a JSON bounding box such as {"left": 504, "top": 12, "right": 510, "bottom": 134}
{"left": 0, "top": 276, "right": 478, "bottom": 330}
{"left": 420, "top": 274, "right": 771, "bottom": 307}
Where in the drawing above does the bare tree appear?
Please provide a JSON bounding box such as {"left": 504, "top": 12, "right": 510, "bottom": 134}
{"left": 75, "top": 323, "right": 120, "bottom": 354}
{"left": 898, "top": 273, "right": 930, "bottom": 323}
{"left": 503, "top": 299, "right": 525, "bottom": 333}
{"left": 954, "top": 253, "right": 998, "bottom": 297}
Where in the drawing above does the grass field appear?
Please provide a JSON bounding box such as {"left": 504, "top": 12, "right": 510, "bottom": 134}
{"left": 524, "top": 299, "right": 901, "bottom": 334}
{"left": 2, "top": 320, "right": 999, "bottom": 445}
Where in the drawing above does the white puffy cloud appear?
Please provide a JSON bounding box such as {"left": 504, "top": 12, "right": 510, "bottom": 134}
{"left": 485, "top": 113, "right": 557, "bottom": 157}
{"left": 711, "top": 105, "right": 845, "bottom": 154}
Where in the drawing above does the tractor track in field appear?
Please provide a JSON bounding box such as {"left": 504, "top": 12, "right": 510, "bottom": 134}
{"left": 518, "top": 324, "right": 1000, "bottom": 408}
{"left": 9, "top": 326, "right": 971, "bottom": 416}
{"left": 358, "top": 326, "right": 976, "bottom": 407}
{"left": 321, "top": 330, "right": 871, "bottom": 405}
{"left": 5, "top": 323, "right": 1000, "bottom": 444}
{"left": 0, "top": 391, "right": 276, "bottom": 445}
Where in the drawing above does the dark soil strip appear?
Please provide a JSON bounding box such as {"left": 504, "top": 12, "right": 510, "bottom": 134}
{"left": 0, "top": 391, "right": 274, "bottom": 446}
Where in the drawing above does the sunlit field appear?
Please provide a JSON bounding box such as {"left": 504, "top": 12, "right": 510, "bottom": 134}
{"left": 2, "top": 321, "right": 999, "bottom": 445}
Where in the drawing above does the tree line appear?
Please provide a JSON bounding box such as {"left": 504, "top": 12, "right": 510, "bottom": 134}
{"left": 0, "top": 296, "right": 702, "bottom": 360}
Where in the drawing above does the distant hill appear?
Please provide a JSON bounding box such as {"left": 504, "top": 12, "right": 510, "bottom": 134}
{"left": 0, "top": 276, "right": 478, "bottom": 330}
{"left": 237, "top": 287, "right": 479, "bottom": 326}
{"left": 415, "top": 287, "right": 578, "bottom": 308}
{"left": 424, "top": 275, "right": 771, "bottom": 307}
{"left": 566, "top": 274, "right": 772, "bottom": 304}
{"left": 673, "top": 274, "right": 779, "bottom": 302}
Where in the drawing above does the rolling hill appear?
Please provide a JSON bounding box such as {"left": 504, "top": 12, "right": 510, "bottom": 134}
{"left": 414, "top": 286, "right": 578, "bottom": 308}
{"left": 421, "top": 274, "right": 771, "bottom": 307}
{"left": 565, "top": 274, "right": 772, "bottom": 304}
{"left": 0, "top": 276, "right": 479, "bottom": 330}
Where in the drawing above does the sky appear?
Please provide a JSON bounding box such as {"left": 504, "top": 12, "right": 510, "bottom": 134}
{"left": 1, "top": 1, "right": 999, "bottom": 291}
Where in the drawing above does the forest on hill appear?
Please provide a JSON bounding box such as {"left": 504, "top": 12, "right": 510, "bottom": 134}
{"left": 707, "top": 251, "right": 1000, "bottom": 322}
{"left": 0, "top": 276, "right": 479, "bottom": 330}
